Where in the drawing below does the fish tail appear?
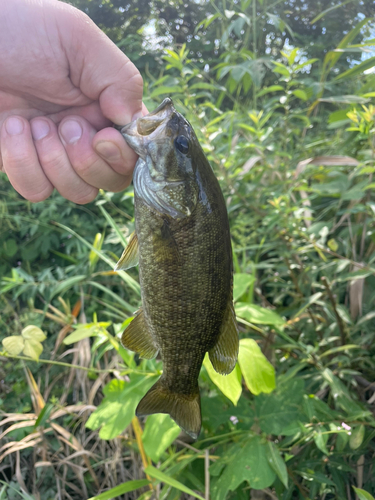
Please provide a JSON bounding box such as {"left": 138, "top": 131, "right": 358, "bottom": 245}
{"left": 136, "top": 378, "right": 201, "bottom": 440}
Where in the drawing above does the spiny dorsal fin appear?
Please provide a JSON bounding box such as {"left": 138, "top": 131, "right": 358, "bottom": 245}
{"left": 136, "top": 378, "right": 201, "bottom": 440}
{"left": 122, "top": 309, "right": 158, "bottom": 359}
{"left": 114, "top": 231, "right": 139, "bottom": 271}
{"left": 209, "top": 300, "right": 239, "bottom": 375}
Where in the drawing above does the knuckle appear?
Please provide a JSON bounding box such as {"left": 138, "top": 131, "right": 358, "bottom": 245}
{"left": 111, "top": 177, "right": 131, "bottom": 193}
{"left": 26, "top": 185, "right": 53, "bottom": 203}
{"left": 71, "top": 153, "right": 101, "bottom": 178}
{"left": 71, "top": 188, "right": 98, "bottom": 205}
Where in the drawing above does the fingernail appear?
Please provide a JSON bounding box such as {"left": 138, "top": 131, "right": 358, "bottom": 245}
{"left": 131, "top": 110, "right": 144, "bottom": 121}
{"left": 31, "top": 120, "right": 50, "bottom": 141}
{"left": 60, "top": 120, "right": 83, "bottom": 145}
{"left": 5, "top": 117, "right": 24, "bottom": 136}
{"left": 95, "top": 142, "right": 122, "bottom": 162}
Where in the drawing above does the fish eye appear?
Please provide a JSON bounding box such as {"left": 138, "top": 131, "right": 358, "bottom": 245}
{"left": 175, "top": 135, "right": 189, "bottom": 154}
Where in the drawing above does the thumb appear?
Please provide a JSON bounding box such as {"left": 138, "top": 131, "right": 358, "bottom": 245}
{"left": 58, "top": 5, "right": 143, "bottom": 125}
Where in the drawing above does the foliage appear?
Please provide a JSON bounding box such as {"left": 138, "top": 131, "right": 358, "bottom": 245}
{"left": 1, "top": 2, "right": 375, "bottom": 499}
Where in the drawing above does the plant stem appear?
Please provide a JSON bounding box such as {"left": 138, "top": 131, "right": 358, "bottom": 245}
{"left": 252, "top": 0, "right": 257, "bottom": 109}
{"left": 205, "top": 448, "right": 210, "bottom": 500}
{"left": 131, "top": 416, "right": 153, "bottom": 489}
{"left": 321, "top": 277, "right": 347, "bottom": 345}
{"left": 0, "top": 352, "right": 150, "bottom": 376}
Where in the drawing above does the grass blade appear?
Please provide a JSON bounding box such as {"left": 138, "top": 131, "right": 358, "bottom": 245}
{"left": 145, "top": 465, "right": 205, "bottom": 500}
{"left": 87, "top": 479, "right": 150, "bottom": 500}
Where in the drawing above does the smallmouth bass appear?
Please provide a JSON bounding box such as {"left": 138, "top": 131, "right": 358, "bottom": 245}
{"left": 116, "top": 98, "right": 239, "bottom": 439}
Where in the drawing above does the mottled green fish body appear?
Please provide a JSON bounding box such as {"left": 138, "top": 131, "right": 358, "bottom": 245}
{"left": 117, "top": 98, "right": 238, "bottom": 439}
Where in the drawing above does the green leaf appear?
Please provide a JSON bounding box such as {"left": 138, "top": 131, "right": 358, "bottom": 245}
{"left": 235, "top": 303, "right": 285, "bottom": 327}
{"left": 23, "top": 339, "right": 43, "bottom": 361}
{"left": 21, "top": 325, "right": 46, "bottom": 342}
{"left": 142, "top": 414, "right": 180, "bottom": 462}
{"left": 319, "top": 95, "right": 370, "bottom": 104}
{"left": 292, "top": 89, "right": 308, "bottom": 101}
{"left": 87, "top": 479, "right": 150, "bottom": 500}
{"left": 211, "top": 436, "right": 276, "bottom": 499}
{"left": 3, "top": 239, "right": 18, "bottom": 257}
{"left": 310, "top": 0, "right": 355, "bottom": 24}
{"left": 238, "top": 339, "right": 275, "bottom": 395}
{"left": 53, "top": 221, "right": 140, "bottom": 296}
{"left": 86, "top": 375, "right": 156, "bottom": 439}
{"left": 323, "top": 18, "right": 371, "bottom": 71}
{"left": 150, "top": 86, "right": 182, "bottom": 98}
{"left": 98, "top": 206, "right": 128, "bottom": 247}
{"left": 335, "top": 56, "right": 375, "bottom": 81}
{"left": 256, "top": 378, "right": 305, "bottom": 435}
{"left": 203, "top": 354, "right": 242, "bottom": 405}
{"left": 292, "top": 292, "right": 323, "bottom": 319}
{"left": 51, "top": 275, "right": 86, "bottom": 299}
{"left": 314, "top": 428, "right": 329, "bottom": 454}
{"left": 266, "top": 442, "right": 288, "bottom": 487}
{"left": 352, "top": 487, "right": 375, "bottom": 500}
{"left": 336, "top": 431, "right": 349, "bottom": 451}
{"left": 145, "top": 466, "right": 205, "bottom": 500}
{"left": 2, "top": 336, "right": 24, "bottom": 356}
{"left": 349, "top": 424, "right": 365, "bottom": 450}
{"left": 328, "top": 238, "right": 338, "bottom": 252}
{"left": 256, "top": 85, "right": 284, "bottom": 97}
{"left": 320, "top": 344, "right": 360, "bottom": 358}
{"left": 233, "top": 273, "right": 255, "bottom": 302}
{"left": 64, "top": 325, "right": 98, "bottom": 345}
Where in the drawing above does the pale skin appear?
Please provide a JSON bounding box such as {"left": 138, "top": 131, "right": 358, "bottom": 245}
{"left": 0, "top": 0, "right": 147, "bottom": 204}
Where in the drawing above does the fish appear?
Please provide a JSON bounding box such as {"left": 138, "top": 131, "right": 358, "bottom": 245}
{"left": 116, "top": 98, "right": 239, "bottom": 440}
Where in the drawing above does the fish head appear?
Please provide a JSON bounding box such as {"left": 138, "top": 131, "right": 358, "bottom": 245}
{"left": 121, "top": 98, "right": 200, "bottom": 218}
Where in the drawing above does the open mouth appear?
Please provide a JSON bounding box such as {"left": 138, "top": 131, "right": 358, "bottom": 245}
{"left": 121, "top": 98, "right": 175, "bottom": 138}
{"left": 136, "top": 116, "right": 164, "bottom": 136}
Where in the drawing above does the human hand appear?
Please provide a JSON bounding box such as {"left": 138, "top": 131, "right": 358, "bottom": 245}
{"left": 0, "top": 0, "right": 146, "bottom": 204}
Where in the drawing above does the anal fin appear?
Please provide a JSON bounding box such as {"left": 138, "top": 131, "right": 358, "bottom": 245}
{"left": 115, "top": 231, "right": 139, "bottom": 271}
{"left": 209, "top": 300, "right": 239, "bottom": 375}
{"left": 121, "top": 309, "right": 158, "bottom": 359}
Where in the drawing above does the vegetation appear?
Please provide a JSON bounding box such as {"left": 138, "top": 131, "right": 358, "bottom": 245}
{"left": 1, "top": 1, "right": 375, "bottom": 499}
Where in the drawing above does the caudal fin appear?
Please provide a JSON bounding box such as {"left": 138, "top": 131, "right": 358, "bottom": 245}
{"left": 136, "top": 379, "right": 201, "bottom": 440}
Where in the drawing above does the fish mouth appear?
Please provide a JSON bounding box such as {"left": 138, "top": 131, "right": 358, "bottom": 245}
{"left": 120, "top": 98, "right": 178, "bottom": 159}
{"left": 121, "top": 98, "right": 175, "bottom": 138}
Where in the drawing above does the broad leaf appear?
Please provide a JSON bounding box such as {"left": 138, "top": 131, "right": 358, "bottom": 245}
{"left": 142, "top": 414, "right": 180, "bottom": 462}
{"left": 203, "top": 354, "right": 242, "bottom": 405}
{"left": 238, "top": 339, "right": 275, "bottom": 395}
{"left": 86, "top": 375, "right": 156, "bottom": 439}
{"left": 352, "top": 487, "right": 375, "bottom": 500}
{"left": 233, "top": 273, "right": 255, "bottom": 302}
{"left": 21, "top": 325, "right": 46, "bottom": 342}
{"left": 255, "top": 378, "right": 305, "bottom": 435}
{"left": 235, "top": 303, "right": 285, "bottom": 326}
{"left": 211, "top": 436, "right": 276, "bottom": 499}
{"left": 349, "top": 424, "right": 365, "bottom": 450}
{"left": 23, "top": 339, "right": 43, "bottom": 361}
{"left": 2, "top": 336, "right": 24, "bottom": 356}
{"left": 64, "top": 325, "right": 98, "bottom": 345}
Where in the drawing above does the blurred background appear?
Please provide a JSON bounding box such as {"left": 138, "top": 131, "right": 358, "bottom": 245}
{"left": 1, "top": 1, "right": 375, "bottom": 499}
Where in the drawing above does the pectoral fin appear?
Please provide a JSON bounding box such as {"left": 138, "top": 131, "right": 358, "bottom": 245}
{"left": 121, "top": 309, "right": 158, "bottom": 359}
{"left": 114, "top": 232, "right": 139, "bottom": 271}
{"left": 209, "top": 300, "right": 239, "bottom": 375}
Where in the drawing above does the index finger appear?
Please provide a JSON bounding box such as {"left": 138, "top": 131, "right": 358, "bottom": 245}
{"left": 57, "top": 6, "right": 143, "bottom": 125}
